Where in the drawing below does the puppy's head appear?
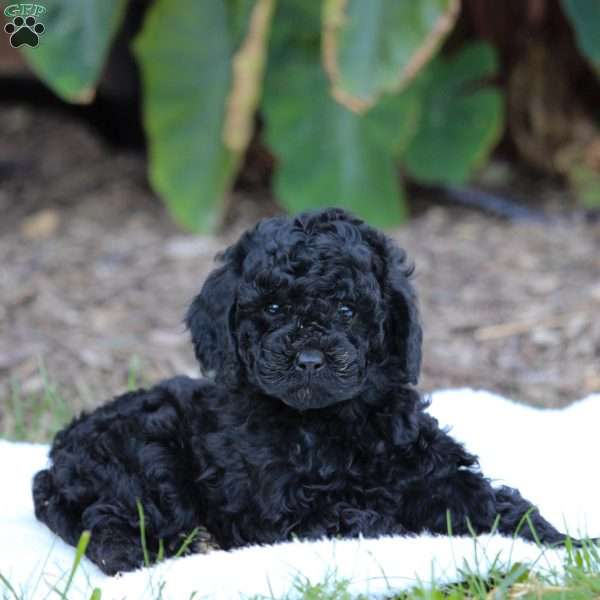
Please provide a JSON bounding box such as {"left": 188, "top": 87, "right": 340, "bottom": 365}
{"left": 186, "top": 208, "right": 421, "bottom": 410}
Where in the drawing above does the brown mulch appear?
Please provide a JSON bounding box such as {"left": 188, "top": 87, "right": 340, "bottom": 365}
{"left": 1, "top": 103, "right": 599, "bottom": 420}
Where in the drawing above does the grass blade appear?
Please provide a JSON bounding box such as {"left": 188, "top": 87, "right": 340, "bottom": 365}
{"left": 136, "top": 500, "right": 151, "bottom": 568}
{"left": 0, "top": 570, "right": 20, "bottom": 600}
{"left": 60, "top": 530, "right": 91, "bottom": 600}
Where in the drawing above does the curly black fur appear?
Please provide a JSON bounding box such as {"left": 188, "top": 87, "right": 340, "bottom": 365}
{"left": 33, "top": 208, "right": 567, "bottom": 575}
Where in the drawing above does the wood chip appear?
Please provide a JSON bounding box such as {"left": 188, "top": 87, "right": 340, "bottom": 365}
{"left": 474, "top": 310, "right": 589, "bottom": 341}
{"left": 20, "top": 209, "right": 60, "bottom": 240}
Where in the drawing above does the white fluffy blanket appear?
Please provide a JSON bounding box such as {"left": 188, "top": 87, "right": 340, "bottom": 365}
{"left": 1, "top": 389, "right": 599, "bottom": 599}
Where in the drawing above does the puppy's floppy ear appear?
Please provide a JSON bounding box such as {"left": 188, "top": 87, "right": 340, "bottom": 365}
{"left": 185, "top": 244, "right": 243, "bottom": 386}
{"left": 383, "top": 242, "right": 422, "bottom": 385}
{"left": 360, "top": 224, "right": 422, "bottom": 385}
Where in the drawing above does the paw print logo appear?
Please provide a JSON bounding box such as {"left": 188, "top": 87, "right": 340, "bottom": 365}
{"left": 4, "top": 15, "right": 45, "bottom": 48}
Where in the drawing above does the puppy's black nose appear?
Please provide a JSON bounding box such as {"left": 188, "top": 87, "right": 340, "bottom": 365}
{"left": 296, "top": 349, "right": 325, "bottom": 372}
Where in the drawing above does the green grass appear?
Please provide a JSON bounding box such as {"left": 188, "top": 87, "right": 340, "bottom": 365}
{"left": 249, "top": 540, "right": 600, "bottom": 599}
{"left": 1, "top": 356, "right": 147, "bottom": 443}
{"left": 126, "top": 354, "right": 145, "bottom": 392}
{"left": 3, "top": 555, "right": 598, "bottom": 600}
{"left": 278, "top": 540, "right": 600, "bottom": 600}
{"left": 2, "top": 363, "right": 72, "bottom": 443}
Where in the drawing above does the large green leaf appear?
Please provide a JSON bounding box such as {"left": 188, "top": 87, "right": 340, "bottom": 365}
{"left": 263, "top": 3, "right": 406, "bottom": 228}
{"left": 134, "top": 0, "right": 273, "bottom": 232}
{"left": 561, "top": 0, "right": 600, "bottom": 73}
{"left": 133, "top": 0, "right": 234, "bottom": 232}
{"left": 226, "top": 0, "right": 258, "bottom": 46}
{"left": 367, "top": 83, "right": 423, "bottom": 158}
{"left": 403, "top": 43, "right": 504, "bottom": 185}
{"left": 322, "top": 0, "right": 459, "bottom": 112}
{"left": 19, "top": 0, "right": 127, "bottom": 103}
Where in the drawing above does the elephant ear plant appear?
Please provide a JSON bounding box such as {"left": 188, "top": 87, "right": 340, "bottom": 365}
{"left": 18, "top": 0, "right": 507, "bottom": 231}
{"left": 559, "top": 0, "right": 600, "bottom": 208}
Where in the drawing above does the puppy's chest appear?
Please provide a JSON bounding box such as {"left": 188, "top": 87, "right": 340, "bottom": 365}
{"left": 208, "top": 426, "right": 420, "bottom": 545}
{"left": 245, "top": 427, "right": 405, "bottom": 502}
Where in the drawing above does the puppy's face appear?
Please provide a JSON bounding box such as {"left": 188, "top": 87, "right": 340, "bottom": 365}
{"left": 187, "top": 209, "right": 422, "bottom": 411}
{"left": 233, "top": 242, "right": 385, "bottom": 410}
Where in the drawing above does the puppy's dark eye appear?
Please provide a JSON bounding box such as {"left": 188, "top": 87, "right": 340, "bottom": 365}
{"left": 264, "top": 303, "right": 281, "bottom": 316}
{"left": 338, "top": 305, "right": 354, "bottom": 319}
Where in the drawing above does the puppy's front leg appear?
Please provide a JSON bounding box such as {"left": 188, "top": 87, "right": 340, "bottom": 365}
{"left": 400, "top": 469, "right": 498, "bottom": 536}
{"left": 494, "top": 485, "right": 566, "bottom": 544}
{"left": 401, "top": 469, "right": 566, "bottom": 544}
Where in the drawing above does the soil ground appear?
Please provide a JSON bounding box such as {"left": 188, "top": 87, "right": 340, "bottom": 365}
{"left": 1, "top": 103, "right": 599, "bottom": 425}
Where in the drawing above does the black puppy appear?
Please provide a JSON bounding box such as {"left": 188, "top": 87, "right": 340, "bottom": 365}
{"left": 34, "top": 208, "right": 567, "bottom": 575}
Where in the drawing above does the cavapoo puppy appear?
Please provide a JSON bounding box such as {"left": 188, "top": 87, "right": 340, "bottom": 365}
{"left": 34, "top": 208, "right": 568, "bottom": 575}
